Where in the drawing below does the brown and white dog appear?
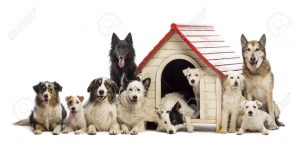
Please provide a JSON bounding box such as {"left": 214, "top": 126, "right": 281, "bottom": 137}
{"left": 62, "top": 96, "right": 86, "bottom": 134}
{"left": 14, "top": 81, "right": 67, "bottom": 135}
{"left": 85, "top": 77, "right": 120, "bottom": 135}
{"left": 241, "top": 34, "right": 284, "bottom": 128}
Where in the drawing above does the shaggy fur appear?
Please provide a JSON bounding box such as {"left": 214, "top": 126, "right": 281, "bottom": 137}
{"left": 183, "top": 67, "right": 203, "bottom": 112}
{"left": 116, "top": 74, "right": 151, "bottom": 135}
{"left": 85, "top": 77, "right": 119, "bottom": 135}
{"left": 220, "top": 71, "right": 246, "bottom": 133}
{"left": 156, "top": 92, "right": 195, "bottom": 134}
{"left": 237, "top": 100, "right": 277, "bottom": 135}
{"left": 110, "top": 33, "right": 137, "bottom": 88}
{"left": 62, "top": 96, "right": 86, "bottom": 134}
{"left": 241, "top": 34, "right": 284, "bottom": 128}
{"left": 15, "top": 81, "right": 66, "bottom": 135}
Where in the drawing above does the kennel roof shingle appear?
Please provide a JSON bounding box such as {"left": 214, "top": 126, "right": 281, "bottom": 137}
{"left": 135, "top": 23, "right": 243, "bottom": 77}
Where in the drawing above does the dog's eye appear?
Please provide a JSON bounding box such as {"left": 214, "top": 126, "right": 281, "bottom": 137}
{"left": 129, "top": 88, "right": 133, "bottom": 91}
{"left": 253, "top": 106, "right": 256, "bottom": 108}
{"left": 188, "top": 74, "right": 191, "bottom": 77}
{"left": 76, "top": 101, "right": 79, "bottom": 104}
{"left": 68, "top": 101, "right": 72, "bottom": 105}
{"left": 164, "top": 121, "right": 167, "bottom": 124}
{"left": 195, "top": 74, "right": 198, "bottom": 76}
{"left": 246, "top": 106, "right": 249, "bottom": 108}
{"left": 237, "top": 76, "right": 240, "bottom": 79}
{"left": 137, "top": 88, "right": 140, "bottom": 91}
{"left": 166, "top": 111, "right": 170, "bottom": 113}
{"left": 161, "top": 111, "right": 163, "bottom": 114}
{"left": 247, "top": 48, "right": 250, "bottom": 51}
{"left": 256, "top": 48, "right": 260, "bottom": 51}
{"left": 230, "top": 77, "right": 233, "bottom": 79}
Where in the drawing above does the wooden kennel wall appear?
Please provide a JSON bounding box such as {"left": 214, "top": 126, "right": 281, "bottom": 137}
{"left": 135, "top": 23, "right": 243, "bottom": 132}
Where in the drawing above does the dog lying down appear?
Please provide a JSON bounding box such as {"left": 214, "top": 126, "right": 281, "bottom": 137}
{"left": 237, "top": 100, "right": 277, "bottom": 135}
{"left": 156, "top": 92, "right": 196, "bottom": 134}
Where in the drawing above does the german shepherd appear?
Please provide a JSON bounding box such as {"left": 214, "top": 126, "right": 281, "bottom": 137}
{"left": 241, "top": 34, "right": 284, "bottom": 128}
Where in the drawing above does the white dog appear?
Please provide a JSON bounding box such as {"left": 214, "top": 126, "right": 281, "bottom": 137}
{"left": 117, "top": 75, "right": 151, "bottom": 135}
{"left": 62, "top": 96, "right": 87, "bottom": 134}
{"left": 85, "top": 77, "right": 120, "bottom": 135}
{"left": 183, "top": 67, "right": 203, "bottom": 112}
{"left": 220, "top": 71, "right": 246, "bottom": 133}
{"left": 156, "top": 92, "right": 195, "bottom": 134}
{"left": 237, "top": 100, "right": 276, "bottom": 135}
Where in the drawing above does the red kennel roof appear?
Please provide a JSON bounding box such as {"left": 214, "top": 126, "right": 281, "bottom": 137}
{"left": 135, "top": 23, "right": 243, "bottom": 77}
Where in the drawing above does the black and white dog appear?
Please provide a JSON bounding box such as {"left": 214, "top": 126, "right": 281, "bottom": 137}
{"left": 109, "top": 33, "right": 137, "bottom": 87}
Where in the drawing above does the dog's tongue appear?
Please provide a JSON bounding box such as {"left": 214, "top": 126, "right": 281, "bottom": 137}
{"left": 43, "top": 101, "right": 49, "bottom": 106}
{"left": 251, "top": 63, "right": 257, "bottom": 70}
{"left": 118, "top": 58, "right": 125, "bottom": 68}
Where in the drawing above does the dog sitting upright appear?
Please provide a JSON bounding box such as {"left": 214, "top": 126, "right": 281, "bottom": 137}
{"left": 110, "top": 33, "right": 137, "bottom": 88}
{"left": 14, "top": 81, "right": 66, "bottom": 135}
{"left": 62, "top": 96, "right": 86, "bottom": 134}
{"left": 117, "top": 74, "right": 151, "bottom": 135}
{"left": 220, "top": 71, "right": 245, "bottom": 133}
{"left": 85, "top": 77, "right": 119, "bottom": 135}
{"left": 241, "top": 34, "right": 284, "bottom": 127}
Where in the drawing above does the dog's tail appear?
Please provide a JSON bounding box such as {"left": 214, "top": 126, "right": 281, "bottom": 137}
{"left": 14, "top": 119, "right": 30, "bottom": 126}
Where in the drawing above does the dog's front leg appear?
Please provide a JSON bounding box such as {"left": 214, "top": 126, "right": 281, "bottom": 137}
{"left": 220, "top": 110, "right": 229, "bottom": 133}
{"left": 121, "top": 124, "right": 129, "bottom": 134}
{"left": 229, "top": 111, "right": 238, "bottom": 133}
{"left": 109, "top": 121, "right": 120, "bottom": 135}
{"left": 87, "top": 124, "right": 97, "bottom": 135}
{"left": 185, "top": 116, "right": 194, "bottom": 133}
{"left": 52, "top": 124, "right": 62, "bottom": 135}
{"left": 130, "top": 121, "right": 144, "bottom": 135}
{"left": 266, "top": 92, "right": 278, "bottom": 130}
{"left": 33, "top": 123, "right": 46, "bottom": 135}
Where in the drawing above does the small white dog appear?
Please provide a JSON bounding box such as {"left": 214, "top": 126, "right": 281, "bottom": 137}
{"left": 62, "top": 96, "right": 87, "bottom": 134}
{"left": 220, "top": 71, "right": 246, "bottom": 133}
{"left": 156, "top": 92, "right": 195, "bottom": 134}
{"left": 237, "top": 100, "right": 277, "bottom": 135}
{"left": 183, "top": 67, "right": 203, "bottom": 111}
{"left": 117, "top": 75, "right": 151, "bottom": 135}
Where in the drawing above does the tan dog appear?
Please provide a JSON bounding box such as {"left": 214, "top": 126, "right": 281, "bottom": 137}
{"left": 241, "top": 34, "right": 284, "bottom": 128}
{"left": 62, "top": 96, "right": 87, "bottom": 134}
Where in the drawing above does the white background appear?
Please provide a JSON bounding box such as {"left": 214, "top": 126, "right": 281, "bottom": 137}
{"left": 0, "top": 0, "right": 299, "bottom": 143}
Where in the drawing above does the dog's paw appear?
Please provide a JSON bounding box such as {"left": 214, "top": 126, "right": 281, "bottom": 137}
{"left": 33, "top": 130, "right": 42, "bottom": 135}
{"left": 229, "top": 128, "right": 237, "bottom": 133}
{"left": 62, "top": 129, "right": 69, "bottom": 134}
{"left": 277, "top": 121, "right": 285, "bottom": 127}
{"left": 236, "top": 131, "right": 243, "bottom": 135}
{"left": 121, "top": 128, "right": 129, "bottom": 134}
{"left": 262, "top": 131, "right": 269, "bottom": 135}
{"left": 109, "top": 129, "right": 119, "bottom": 135}
{"left": 87, "top": 129, "right": 96, "bottom": 135}
{"left": 187, "top": 126, "right": 194, "bottom": 133}
{"left": 74, "top": 130, "right": 84, "bottom": 134}
{"left": 52, "top": 129, "right": 61, "bottom": 135}
{"left": 220, "top": 129, "right": 227, "bottom": 134}
{"left": 130, "top": 129, "right": 138, "bottom": 135}
{"left": 268, "top": 124, "right": 279, "bottom": 130}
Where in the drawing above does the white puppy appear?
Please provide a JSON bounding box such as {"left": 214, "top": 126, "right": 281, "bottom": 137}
{"left": 63, "top": 96, "right": 87, "bottom": 134}
{"left": 183, "top": 67, "right": 203, "bottom": 112}
{"left": 237, "top": 100, "right": 276, "bottom": 135}
{"left": 156, "top": 92, "right": 195, "bottom": 134}
{"left": 220, "top": 71, "right": 245, "bottom": 133}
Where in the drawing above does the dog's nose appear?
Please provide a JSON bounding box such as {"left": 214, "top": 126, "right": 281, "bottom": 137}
{"left": 133, "top": 95, "right": 137, "bottom": 100}
{"left": 234, "top": 81, "right": 238, "bottom": 86}
{"left": 250, "top": 56, "right": 256, "bottom": 62}
{"left": 168, "top": 130, "right": 174, "bottom": 134}
{"left": 99, "top": 90, "right": 104, "bottom": 95}
{"left": 191, "top": 79, "right": 195, "bottom": 84}
{"left": 44, "top": 94, "right": 48, "bottom": 99}
{"left": 71, "top": 107, "right": 75, "bottom": 111}
{"left": 248, "top": 111, "right": 253, "bottom": 116}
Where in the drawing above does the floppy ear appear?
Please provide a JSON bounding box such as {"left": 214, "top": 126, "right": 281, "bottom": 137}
{"left": 77, "top": 96, "right": 84, "bottom": 102}
{"left": 125, "top": 32, "right": 133, "bottom": 45}
{"left": 87, "top": 79, "right": 97, "bottom": 93}
{"left": 111, "top": 33, "right": 120, "bottom": 46}
{"left": 182, "top": 67, "right": 190, "bottom": 76}
{"left": 174, "top": 101, "right": 182, "bottom": 111}
{"left": 33, "top": 82, "right": 42, "bottom": 93}
{"left": 53, "top": 81, "right": 62, "bottom": 92}
{"left": 241, "top": 34, "right": 248, "bottom": 50}
{"left": 65, "top": 96, "right": 72, "bottom": 102}
{"left": 259, "top": 34, "right": 266, "bottom": 48}
{"left": 255, "top": 100, "right": 263, "bottom": 107}
{"left": 142, "top": 78, "right": 151, "bottom": 91}
{"left": 240, "top": 100, "right": 247, "bottom": 108}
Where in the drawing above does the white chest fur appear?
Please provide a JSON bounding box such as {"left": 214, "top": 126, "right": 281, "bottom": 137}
{"left": 33, "top": 105, "right": 62, "bottom": 130}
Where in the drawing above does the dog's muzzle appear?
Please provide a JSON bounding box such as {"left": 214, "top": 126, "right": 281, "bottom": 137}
{"left": 130, "top": 95, "right": 138, "bottom": 105}
{"left": 248, "top": 111, "right": 253, "bottom": 117}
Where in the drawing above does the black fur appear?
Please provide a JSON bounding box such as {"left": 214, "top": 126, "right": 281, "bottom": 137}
{"left": 119, "top": 74, "right": 151, "bottom": 95}
{"left": 169, "top": 102, "right": 184, "bottom": 126}
{"left": 109, "top": 33, "right": 137, "bottom": 88}
{"left": 61, "top": 104, "right": 67, "bottom": 125}
{"left": 87, "top": 78, "right": 118, "bottom": 103}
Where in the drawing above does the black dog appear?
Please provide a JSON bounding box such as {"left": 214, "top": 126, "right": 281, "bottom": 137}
{"left": 109, "top": 33, "right": 137, "bottom": 87}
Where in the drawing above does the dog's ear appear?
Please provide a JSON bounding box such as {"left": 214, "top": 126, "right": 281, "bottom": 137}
{"left": 125, "top": 32, "right": 133, "bottom": 45}
{"left": 111, "top": 33, "right": 120, "bottom": 46}
{"left": 33, "top": 82, "right": 42, "bottom": 93}
{"left": 240, "top": 100, "right": 247, "bottom": 108}
{"left": 255, "top": 100, "right": 263, "bottom": 107}
{"left": 142, "top": 78, "right": 151, "bottom": 91}
{"left": 155, "top": 107, "right": 161, "bottom": 119}
{"left": 182, "top": 67, "right": 190, "bottom": 76}
{"left": 53, "top": 81, "right": 63, "bottom": 92}
{"left": 65, "top": 96, "right": 72, "bottom": 102}
{"left": 259, "top": 34, "right": 266, "bottom": 48}
{"left": 87, "top": 79, "right": 98, "bottom": 93}
{"left": 110, "top": 80, "right": 119, "bottom": 94}
{"left": 174, "top": 101, "right": 182, "bottom": 111}
{"left": 241, "top": 34, "right": 248, "bottom": 50}
{"left": 77, "top": 96, "right": 84, "bottom": 102}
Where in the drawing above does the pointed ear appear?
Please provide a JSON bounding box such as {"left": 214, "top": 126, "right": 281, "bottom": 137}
{"left": 241, "top": 34, "right": 248, "bottom": 50}
{"left": 33, "top": 82, "right": 42, "bottom": 93}
{"left": 77, "top": 96, "right": 84, "bottom": 102}
{"left": 142, "top": 78, "right": 151, "bottom": 91}
{"left": 125, "top": 32, "right": 133, "bottom": 45}
{"left": 65, "top": 96, "right": 72, "bottom": 102}
{"left": 259, "top": 34, "right": 266, "bottom": 48}
{"left": 53, "top": 81, "right": 62, "bottom": 92}
{"left": 111, "top": 33, "right": 120, "bottom": 46}
{"left": 174, "top": 101, "right": 182, "bottom": 111}
{"left": 240, "top": 100, "right": 247, "bottom": 108}
{"left": 255, "top": 100, "right": 263, "bottom": 107}
{"left": 182, "top": 67, "right": 190, "bottom": 76}
{"left": 155, "top": 107, "right": 161, "bottom": 119}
